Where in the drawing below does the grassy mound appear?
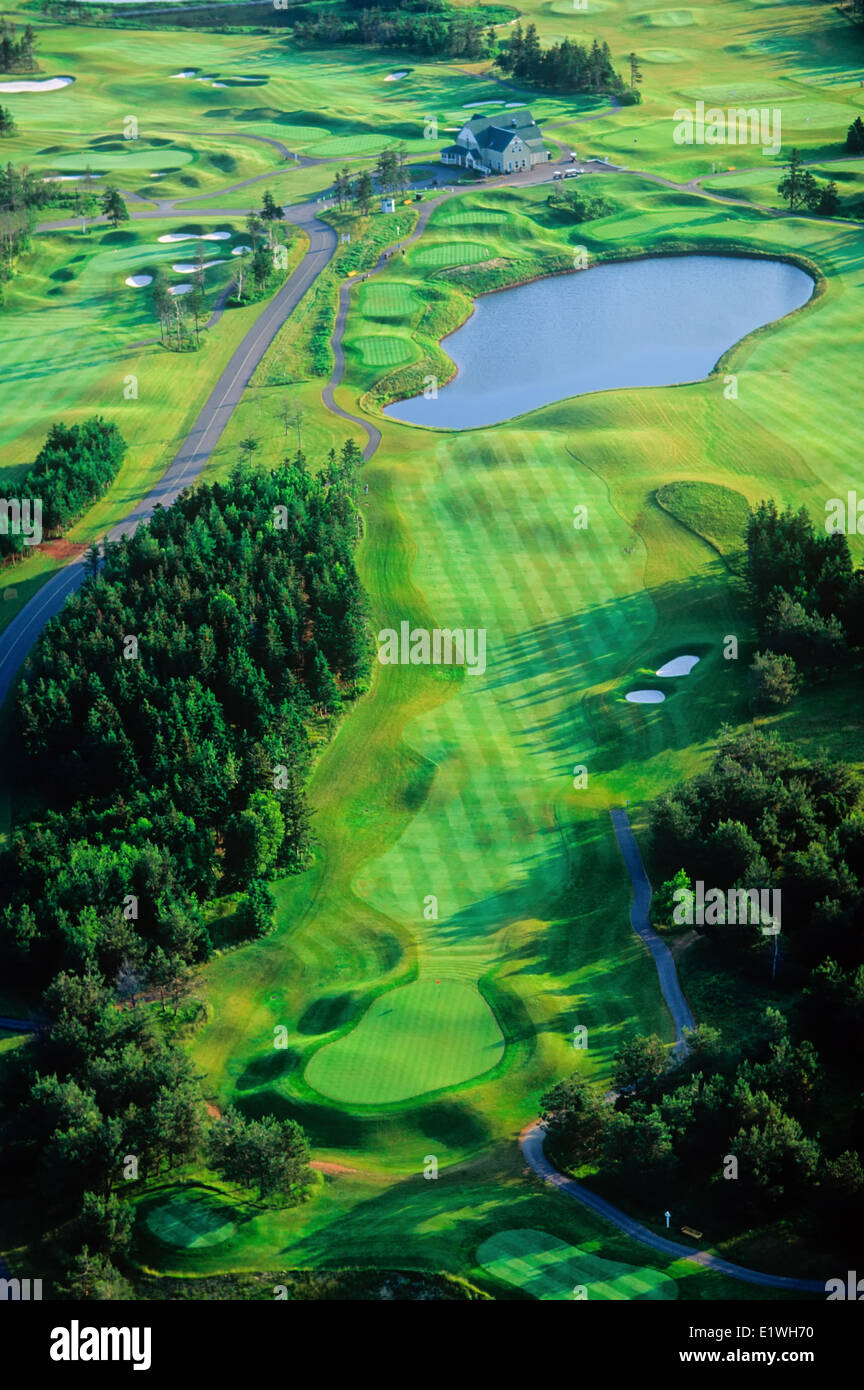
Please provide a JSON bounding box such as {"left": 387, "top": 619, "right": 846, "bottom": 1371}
{"left": 477, "top": 1229, "right": 679, "bottom": 1300}
{"left": 656, "top": 480, "right": 750, "bottom": 562}
{"left": 304, "top": 980, "right": 506, "bottom": 1105}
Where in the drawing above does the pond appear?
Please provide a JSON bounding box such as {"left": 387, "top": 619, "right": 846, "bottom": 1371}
{"left": 383, "top": 254, "right": 814, "bottom": 430}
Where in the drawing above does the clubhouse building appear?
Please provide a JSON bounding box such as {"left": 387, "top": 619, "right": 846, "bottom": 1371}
{"left": 440, "top": 108, "right": 550, "bottom": 176}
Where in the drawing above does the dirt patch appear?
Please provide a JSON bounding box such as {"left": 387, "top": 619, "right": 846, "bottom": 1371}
{"left": 205, "top": 1102, "right": 222, "bottom": 1119}
{"left": 41, "top": 539, "right": 89, "bottom": 562}
{"left": 310, "top": 1160, "right": 360, "bottom": 1176}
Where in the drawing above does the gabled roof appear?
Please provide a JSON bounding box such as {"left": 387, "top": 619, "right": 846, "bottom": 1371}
{"left": 456, "top": 107, "right": 545, "bottom": 158}
{"left": 482, "top": 126, "right": 521, "bottom": 153}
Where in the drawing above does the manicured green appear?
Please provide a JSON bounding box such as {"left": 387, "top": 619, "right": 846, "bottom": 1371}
{"left": 305, "top": 980, "right": 506, "bottom": 1104}
{"left": 477, "top": 1228, "right": 679, "bottom": 1300}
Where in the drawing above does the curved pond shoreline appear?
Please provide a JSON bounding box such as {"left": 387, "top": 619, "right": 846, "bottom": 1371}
{"left": 381, "top": 250, "right": 816, "bottom": 431}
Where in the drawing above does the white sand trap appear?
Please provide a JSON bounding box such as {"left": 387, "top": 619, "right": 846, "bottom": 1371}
{"left": 171, "top": 259, "right": 226, "bottom": 272}
{"left": 0, "top": 76, "right": 74, "bottom": 92}
{"left": 462, "top": 100, "right": 505, "bottom": 108}
{"left": 656, "top": 654, "right": 700, "bottom": 677}
{"left": 171, "top": 71, "right": 198, "bottom": 78}
{"left": 169, "top": 283, "right": 193, "bottom": 295}
{"left": 231, "top": 244, "right": 252, "bottom": 255}
{"left": 159, "top": 231, "right": 231, "bottom": 244}
{"left": 212, "top": 82, "right": 227, "bottom": 88}
{"left": 43, "top": 173, "right": 102, "bottom": 182}
{"left": 125, "top": 274, "right": 152, "bottom": 287}
{"left": 385, "top": 71, "right": 409, "bottom": 81}
{"left": 626, "top": 689, "right": 666, "bottom": 704}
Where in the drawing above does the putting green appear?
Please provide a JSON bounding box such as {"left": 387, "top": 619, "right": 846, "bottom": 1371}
{"left": 146, "top": 1195, "right": 236, "bottom": 1249}
{"left": 355, "top": 335, "right": 414, "bottom": 367}
{"left": 46, "top": 148, "right": 194, "bottom": 172}
{"left": 477, "top": 1229, "right": 679, "bottom": 1300}
{"left": 412, "top": 241, "right": 492, "bottom": 268}
{"left": 360, "top": 281, "right": 419, "bottom": 318}
{"left": 438, "top": 209, "right": 510, "bottom": 227}
{"left": 304, "top": 980, "right": 506, "bottom": 1104}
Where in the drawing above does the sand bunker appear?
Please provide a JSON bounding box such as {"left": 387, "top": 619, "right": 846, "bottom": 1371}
{"left": 157, "top": 231, "right": 231, "bottom": 243}
{"left": 169, "top": 283, "right": 193, "bottom": 295}
{"left": 231, "top": 244, "right": 252, "bottom": 255}
{"left": 125, "top": 274, "right": 153, "bottom": 287}
{"left": 0, "top": 76, "right": 74, "bottom": 92}
{"left": 43, "top": 173, "right": 102, "bottom": 182}
{"left": 171, "top": 260, "right": 226, "bottom": 272}
{"left": 385, "top": 71, "right": 409, "bottom": 82}
{"left": 626, "top": 690, "right": 666, "bottom": 704}
{"left": 656, "top": 654, "right": 700, "bottom": 677}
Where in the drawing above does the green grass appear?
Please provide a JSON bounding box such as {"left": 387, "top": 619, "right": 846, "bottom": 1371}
{"left": 178, "top": 160, "right": 863, "bottom": 1287}
{"left": 145, "top": 1191, "right": 238, "bottom": 1249}
{"left": 477, "top": 1228, "right": 679, "bottom": 1300}
{"left": 656, "top": 480, "right": 752, "bottom": 563}
{"left": 360, "top": 281, "right": 419, "bottom": 319}
{"left": 0, "top": 218, "right": 306, "bottom": 638}
{"left": 354, "top": 334, "right": 415, "bottom": 367}
{"left": 305, "top": 980, "right": 506, "bottom": 1104}
{"left": 6, "top": 0, "right": 864, "bottom": 1297}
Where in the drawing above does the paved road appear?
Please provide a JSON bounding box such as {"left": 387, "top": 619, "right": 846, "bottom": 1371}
{"left": 610, "top": 806, "right": 694, "bottom": 1047}
{"left": 519, "top": 808, "right": 828, "bottom": 1293}
{"left": 0, "top": 206, "right": 336, "bottom": 710}
{"left": 520, "top": 1122, "right": 825, "bottom": 1294}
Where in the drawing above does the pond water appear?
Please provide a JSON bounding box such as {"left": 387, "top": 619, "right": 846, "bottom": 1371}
{"left": 383, "top": 254, "right": 813, "bottom": 430}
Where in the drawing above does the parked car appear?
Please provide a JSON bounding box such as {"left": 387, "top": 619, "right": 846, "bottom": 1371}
{"left": 563, "top": 169, "right": 581, "bottom": 179}
{"left": 552, "top": 170, "right": 564, "bottom": 180}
